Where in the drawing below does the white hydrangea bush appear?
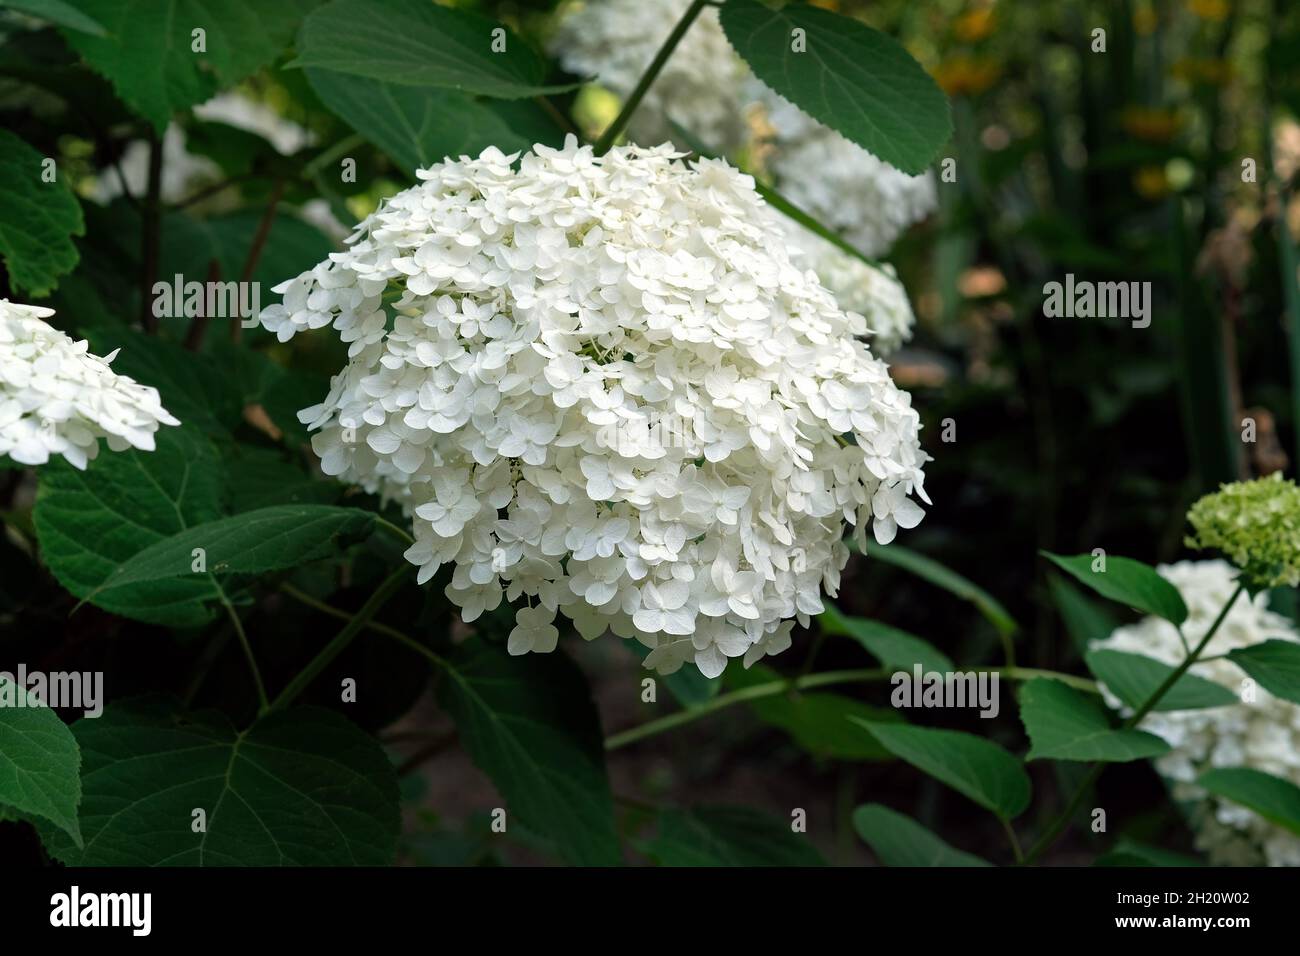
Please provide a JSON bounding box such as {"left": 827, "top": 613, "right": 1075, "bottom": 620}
{"left": 260, "top": 137, "right": 930, "bottom": 677}
{"left": 0, "top": 301, "right": 179, "bottom": 469}
{"left": 1091, "top": 560, "right": 1300, "bottom": 865}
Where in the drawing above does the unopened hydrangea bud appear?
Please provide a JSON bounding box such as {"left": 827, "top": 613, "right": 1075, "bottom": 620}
{"left": 1185, "top": 473, "right": 1300, "bottom": 589}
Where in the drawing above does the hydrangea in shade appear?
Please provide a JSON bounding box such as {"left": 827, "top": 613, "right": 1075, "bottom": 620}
{"left": 1091, "top": 561, "right": 1300, "bottom": 865}
{"left": 549, "top": 0, "right": 752, "bottom": 152}
{"left": 1185, "top": 473, "right": 1300, "bottom": 589}
{"left": 260, "top": 137, "right": 930, "bottom": 677}
{"left": 0, "top": 301, "right": 179, "bottom": 469}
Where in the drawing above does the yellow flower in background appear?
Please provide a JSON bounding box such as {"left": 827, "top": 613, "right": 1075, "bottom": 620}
{"left": 934, "top": 56, "right": 1002, "bottom": 96}
{"left": 1133, "top": 165, "right": 1170, "bottom": 199}
{"left": 1133, "top": 5, "right": 1159, "bottom": 34}
{"left": 1171, "top": 57, "right": 1233, "bottom": 86}
{"left": 1121, "top": 106, "right": 1182, "bottom": 142}
{"left": 1188, "top": 0, "right": 1230, "bottom": 21}
{"left": 953, "top": 6, "right": 996, "bottom": 43}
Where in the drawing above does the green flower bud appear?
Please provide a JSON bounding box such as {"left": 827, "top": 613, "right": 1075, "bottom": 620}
{"left": 1185, "top": 473, "right": 1300, "bottom": 590}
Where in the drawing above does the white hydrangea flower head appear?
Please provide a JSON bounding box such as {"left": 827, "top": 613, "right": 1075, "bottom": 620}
{"left": 260, "top": 137, "right": 930, "bottom": 678}
{"left": 1091, "top": 560, "right": 1300, "bottom": 866}
{"left": 549, "top": 0, "right": 752, "bottom": 153}
{"left": 756, "top": 89, "right": 938, "bottom": 258}
{"left": 777, "top": 222, "right": 917, "bottom": 355}
{"left": 0, "top": 301, "right": 180, "bottom": 469}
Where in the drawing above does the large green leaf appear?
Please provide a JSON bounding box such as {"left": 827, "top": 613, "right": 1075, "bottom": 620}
{"left": 1198, "top": 767, "right": 1300, "bottom": 836}
{"left": 0, "top": 0, "right": 106, "bottom": 34}
{"left": 1018, "top": 678, "right": 1169, "bottom": 763}
{"left": 89, "top": 504, "right": 374, "bottom": 595}
{"left": 1226, "top": 640, "right": 1300, "bottom": 706}
{"left": 852, "top": 804, "right": 990, "bottom": 866}
{"left": 644, "top": 806, "right": 824, "bottom": 867}
{"left": 0, "top": 677, "right": 82, "bottom": 847}
{"left": 434, "top": 640, "right": 620, "bottom": 865}
{"left": 34, "top": 426, "right": 224, "bottom": 627}
{"left": 729, "top": 663, "right": 899, "bottom": 760}
{"left": 819, "top": 604, "right": 953, "bottom": 672}
{"left": 851, "top": 720, "right": 1031, "bottom": 819}
{"left": 44, "top": 701, "right": 399, "bottom": 865}
{"left": 860, "top": 542, "right": 1017, "bottom": 637}
{"left": 61, "top": 0, "right": 322, "bottom": 131}
{"left": 0, "top": 129, "right": 84, "bottom": 296}
{"left": 293, "top": 0, "right": 571, "bottom": 99}
{"left": 1086, "top": 649, "right": 1237, "bottom": 712}
{"left": 1048, "top": 572, "right": 1122, "bottom": 653}
{"left": 306, "top": 68, "right": 562, "bottom": 173}
{"left": 719, "top": 0, "right": 950, "bottom": 175}
{"left": 1044, "top": 552, "right": 1188, "bottom": 626}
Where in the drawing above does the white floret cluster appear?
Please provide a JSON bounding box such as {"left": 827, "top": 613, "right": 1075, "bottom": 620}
{"left": 1091, "top": 560, "right": 1300, "bottom": 865}
{"left": 548, "top": 0, "right": 752, "bottom": 152}
{"left": 259, "top": 137, "right": 930, "bottom": 677}
{"left": 0, "top": 301, "right": 179, "bottom": 469}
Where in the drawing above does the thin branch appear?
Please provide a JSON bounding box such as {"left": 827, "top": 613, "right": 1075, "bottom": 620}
{"left": 139, "top": 131, "right": 163, "bottom": 333}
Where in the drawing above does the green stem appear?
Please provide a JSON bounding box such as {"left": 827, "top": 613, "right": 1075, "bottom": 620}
{"left": 593, "top": 0, "right": 709, "bottom": 155}
{"left": 269, "top": 565, "right": 410, "bottom": 711}
{"left": 376, "top": 516, "right": 415, "bottom": 546}
{"left": 1000, "top": 816, "right": 1024, "bottom": 864}
{"left": 1023, "top": 584, "right": 1246, "bottom": 864}
{"left": 605, "top": 665, "right": 1097, "bottom": 751}
{"left": 219, "top": 595, "right": 269, "bottom": 715}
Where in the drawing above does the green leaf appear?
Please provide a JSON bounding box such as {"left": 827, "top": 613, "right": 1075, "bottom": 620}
{"left": 0, "top": 677, "right": 82, "bottom": 847}
{"left": 1085, "top": 649, "right": 1237, "bottom": 712}
{"left": 0, "top": 129, "right": 84, "bottom": 296}
{"left": 61, "top": 0, "right": 322, "bottom": 132}
{"left": 1198, "top": 767, "right": 1300, "bottom": 836}
{"left": 851, "top": 720, "right": 1031, "bottom": 819}
{"left": 819, "top": 604, "right": 953, "bottom": 672}
{"left": 0, "top": 0, "right": 106, "bottom": 35}
{"left": 729, "top": 663, "right": 899, "bottom": 760}
{"left": 225, "top": 445, "right": 341, "bottom": 513}
{"left": 644, "top": 806, "right": 824, "bottom": 866}
{"left": 306, "top": 68, "right": 562, "bottom": 173}
{"left": 43, "top": 701, "right": 399, "bottom": 865}
{"left": 1043, "top": 552, "right": 1188, "bottom": 626}
{"left": 1226, "top": 640, "right": 1300, "bottom": 705}
{"left": 1018, "top": 678, "right": 1169, "bottom": 763}
{"left": 1048, "top": 572, "right": 1122, "bottom": 653}
{"left": 34, "top": 426, "right": 225, "bottom": 627}
{"left": 852, "top": 804, "right": 990, "bottom": 866}
{"left": 292, "top": 0, "right": 573, "bottom": 99}
{"left": 434, "top": 640, "right": 620, "bottom": 865}
{"left": 1093, "top": 839, "right": 1203, "bottom": 867}
{"left": 860, "top": 542, "right": 1017, "bottom": 637}
{"left": 719, "top": 0, "right": 950, "bottom": 175}
{"left": 89, "top": 504, "right": 374, "bottom": 595}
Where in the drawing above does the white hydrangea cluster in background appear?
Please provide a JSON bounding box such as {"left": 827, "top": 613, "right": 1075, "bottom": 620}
{"left": 754, "top": 89, "right": 939, "bottom": 258}
{"left": 260, "top": 137, "right": 930, "bottom": 677}
{"left": 548, "top": 0, "right": 752, "bottom": 152}
{"left": 1091, "top": 560, "right": 1300, "bottom": 866}
{"left": 0, "top": 301, "right": 179, "bottom": 469}
{"left": 778, "top": 224, "right": 919, "bottom": 355}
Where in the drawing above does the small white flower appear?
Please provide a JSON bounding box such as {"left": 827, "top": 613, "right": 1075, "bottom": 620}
{"left": 0, "top": 301, "right": 179, "bottom": 469}
{"left": 508, "top": 604, "right": 560, "bottom": 656}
